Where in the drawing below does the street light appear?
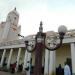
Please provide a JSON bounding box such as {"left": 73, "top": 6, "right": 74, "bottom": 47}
{"left": 24, "top": 21, "right": 67, "bottom": 75}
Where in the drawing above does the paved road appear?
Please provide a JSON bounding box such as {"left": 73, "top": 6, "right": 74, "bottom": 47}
{"left": 0, "top": 71, "right": 14, "bottom": 75}
{"left": 0, "top": 71, "right": 25, "bottom": 75}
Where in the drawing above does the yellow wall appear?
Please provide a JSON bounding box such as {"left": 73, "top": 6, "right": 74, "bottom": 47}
{"left": 56, "top": 44, "right": 71, "bottom": 68}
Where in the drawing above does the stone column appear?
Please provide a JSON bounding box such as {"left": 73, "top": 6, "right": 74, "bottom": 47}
{"left": 7, "top": 48, "right": 13, "bottom": 69}
{"left": 16, "top": 48, "right": 21, "bottom": 72}
{"left": 23, "top": 50, "right": 28, "bottom": 71}
{"left": 27, "top": 52, "right": 31, "bottom": 75}
{"left": 0, "top": 49, "right": 6, "bottom": 67}
{"left": 49, "top": 51, "right": 56, "bottom": 75}
{"left": 70, "top": 43, "right": 75, "bottom": 75}
{"left": 23, "top": 50, "right": 31, "bottom": 74}
{"left": 44, "top": 49, "right": 50, "bottom": 75}
{"left": 27, "top": 52, "right": 31, "bottom": 62}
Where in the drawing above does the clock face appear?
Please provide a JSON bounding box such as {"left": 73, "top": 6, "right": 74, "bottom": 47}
{"left": 45, "top": 36, "right": 58, "bottom": 48}
{"left": 27, "top": 40, "right": 36, "bottom": 51}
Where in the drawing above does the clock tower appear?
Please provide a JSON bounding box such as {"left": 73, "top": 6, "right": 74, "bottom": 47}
{"left": 6, "top": 7, "right": 19, "bottom": 26}
{"left": 1, "top": 8, "right": 21, "bottom": 42}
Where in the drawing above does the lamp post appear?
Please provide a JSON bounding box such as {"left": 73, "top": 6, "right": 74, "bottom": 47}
{"left": 25, "top": 21, "right": 67, "bottom": 75}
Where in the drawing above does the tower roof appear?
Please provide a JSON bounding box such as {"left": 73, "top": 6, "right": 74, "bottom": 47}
{"left": 8, "top": 7, "right": 19, "bottom": 17}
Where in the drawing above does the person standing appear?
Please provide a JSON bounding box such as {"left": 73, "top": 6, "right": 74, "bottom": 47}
{"left": 64, "top": 62, "right": 71, "bottom": 75}
{"left": 56, "top": 64, "right": 64, "bottom": 75}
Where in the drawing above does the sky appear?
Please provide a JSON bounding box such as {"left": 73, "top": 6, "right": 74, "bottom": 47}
{"left": 0, "top": 0, "right": 75, "bottom": 36}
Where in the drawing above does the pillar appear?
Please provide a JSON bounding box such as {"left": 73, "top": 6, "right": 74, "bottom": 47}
{"left": 70, "top": 43, "right": 75, "bottom": 75}
{"left": 27, "top": 52, "right": 31, "bottom": 62}
{"left": 26, "top": 52, "right": 31, "bottom": 75}
{"left": 23, "top": 50, "right": 31, "bottom": 74}
{"left": 16, "top": 48, "right": 21, "bottom": 72}
{"left": 49, "top": 51, "right": 56, "bottom": 75}
{"left": 44, "top": 49, "right": 50, "bottom": 75}
{"left": 23, "top": 50, "right": 28, "bottom": 71}
{"left": 7, "top": 48, "right": 13, "bottom": 69}
{"left": 0, "top": 49, "right": 6, "bottom": 67}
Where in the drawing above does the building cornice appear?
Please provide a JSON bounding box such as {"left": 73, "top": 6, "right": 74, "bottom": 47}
{"left": 0, "top": 29, "right": 75, "bottom": 49}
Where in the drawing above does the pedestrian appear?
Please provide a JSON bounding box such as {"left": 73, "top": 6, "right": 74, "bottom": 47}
{"left": 56, "top": 64, "right": 64, "bottom": 75}
{"left": 64, "top": 62, "right": 71, "bottom": 75}
{"left": 11, "top": 62, "right": 16, "bottom": 73}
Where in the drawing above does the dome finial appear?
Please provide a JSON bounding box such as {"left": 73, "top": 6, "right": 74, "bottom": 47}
{"left": 39, "top": 21, "right": 43, "bottom": 32}
{"left": 14, "top": 7, "right": 16, "bottom": 10}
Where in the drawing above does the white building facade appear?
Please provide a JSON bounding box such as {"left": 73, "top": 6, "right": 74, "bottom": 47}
{"left": 0, "top": 8, "right": 75, "bottom": 75}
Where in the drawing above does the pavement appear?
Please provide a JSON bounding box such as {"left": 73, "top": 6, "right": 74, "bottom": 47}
{"left": 0, "top": 71, "right": 25, "bottom": 75}
{"left": 0, "top": 71, "right": 14, "bottom": 75}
